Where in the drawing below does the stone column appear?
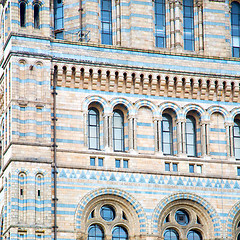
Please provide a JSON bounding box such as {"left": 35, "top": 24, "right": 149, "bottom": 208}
{"left": 154, "top": 117, "right": 163, "bottom": 155}
{"left": 116, "top": 0, "right": 121, "bottom": 45}
{"left": 169, "top": 0, "right": 175, "bottom": 48}
{"left": 182, "top": 120, "right": 186, "bottom": 154}
{"left": 83, "top": 112, "right": 88, "bottom": 147}
{"left": 197, "top": 0, "right": 204, "bottom": 52}
{"left": 201, "top": 122, "right": 206, "bottom": 156}
{"left": 174, "top": 0, "right": 182, "bottom": 49}
{"left": 128, "top": 115, "right": 137, "bottom": 153}
{"left": 206, "top": 122, "right": 210, "bottom": 156}
{"left": 176, "top": 120, "right": 182, "bottom": 155}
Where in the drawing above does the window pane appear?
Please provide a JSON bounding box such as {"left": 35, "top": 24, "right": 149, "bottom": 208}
{"left": 173, "top": 163, "right": 178, "bottom": 172}
{"left": 187, "top": 230, "right": 202, "bottom": 240}
{"left": 112, "top": 226, "right": 128, "bottom": 240}
{"left": 88, "top": 224, "right": 104, "bottom": 240}
{"left": 115, "top": 160, "right": 120, "bottom": 168}
{"left": 164, "top": 229, "right": 179, "bottom": 240}
{"left": 165, "top": 163, "right": 170, "bottom": 171}
{"left": 101, "top": 0, "right": 112, "bottom": 45}
{"left": 189, "top": 164, "right": 194, "bottom": 173}
{"left": 100, "top": 205, "right": 115, "bottom": 221}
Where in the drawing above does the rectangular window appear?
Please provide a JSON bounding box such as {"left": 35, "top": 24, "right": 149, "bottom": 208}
{"left": 90, "top": 157, "right": 95, "bottom": 166}
{"left": 237, "top": 167, "right": 240, "bottom": 176}
{"left": 101, "top": 0, "right": 112, "bottom": 45}
{"left": 165, "top": 162, "right": 170, "bottom": 171}
{"left": 155, "top": 0, "right": 166, "bottom": 48}
{"left": 196, "top": 165, "right": 202, "bottom": 174}
{"left": 183, "top": 0, "right": 194, "bottom": 51}
{"left": 115, "top": 159, "right": 120, "bottom": 168}
{"left": 98, "top": 158, "right": 103, "bottom": 167}
{"left": 54, "top": 0, "right": 64, "bottom": 39}
{"left": 123, "top": 160, "right": 128, "bottom": 168}
{"left": 189, "top": 164, "right": 194, "bottom": 173}
{"left": 172, "top": 163, "right": 178, "bottom": 172}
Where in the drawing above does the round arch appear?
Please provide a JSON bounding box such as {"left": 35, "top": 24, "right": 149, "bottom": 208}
{"left": 226, "top": 200, "right": 240, "bottom": 237}
{"left": 207, "top": 105, "right": 229, "bottom": 121}
{"left": 151, "top": 192, "right": 220, "bottom": 237}
{"left": 134, "top": 99, "right": 159, "bottom": 117}
{"left": 75, "top": 188, "right": 147, "bottom": 234}
{"left": 182, "top": 104, "right": 205, "bottom": 119}
{"left": 82, "top": 95, "right": 108, "bottom": 112}
{"left": 110, "top": 98, "right": 134, "bottom": 115}
{"left": 159, "top": 102, "right": 181, "bottom": 119}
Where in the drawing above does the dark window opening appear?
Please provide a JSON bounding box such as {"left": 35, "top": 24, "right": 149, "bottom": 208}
{"left": 20, "top": 2, "right": 26, "bottom": 27}
{"left": 34, "top": 4, "right": 40, "bottom": 29}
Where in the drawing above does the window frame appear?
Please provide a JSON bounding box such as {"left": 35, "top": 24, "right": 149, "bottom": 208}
{"left": 113, "top": 110, "right": 125, "bottom": 152}
{"left": 183, "top": 0, "right": 195, "bottom": 51}
{"left": 161, "top": 113, "right": 173, "bottom": 155}
{"left": 233, "top": 119, "right": 240, "bottom": 159}
{"left": 231, "top": 1, "right": 240, "bottom": 57}
{"left": 186, "top": 116, "right": 197, "bottom": 157}
{"left": 100, "top": 0, "right": 113, "bottom": 45}
{"left": 154, "top": 0, "right": 166, "bottom": 48}
{"left": 88, "top": 108, "right": 100, "bottom": 150}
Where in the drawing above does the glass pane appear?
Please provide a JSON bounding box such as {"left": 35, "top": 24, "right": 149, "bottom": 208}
{"left": 100, "top": 205, "right": 115, "bottom": 221}
{"left": 112, "top": 226, "right": 128, "bottom": 240}
{"left": 88, "top": 224, "right": 104, "bottom": 240}
{"left": 187, "top": 230, "right": 202, "bottom": 240}
{"left": 115, "top": 160, "right": 120, "bottom": 168}
{"left": 234, "top": 138, "right": 240, "bottom": 148}
{"left": 187, "top": 145, "right": 195, "bottom": 156}
{"left": 163, "top": 143, "right": 171, "bottom": 155}
{"left": 165, "top": 163, "right": 170, "bottom": 171}
{"left": 189, "top": 164, "right": 194, "bottom": 173}
{"left": 186, "top": 134, "right": 194, "bottom": 144}
{"left": 173, "top": 163, "right": 178, "bottom": 172}
{"left": 175, "top": 209, "right": 189, "bottom": 226}
{"left": 235, "top": 148, "right": 240, "bottom": 159}
{"left": 164, "top": 229, "right": 179, "bottom": 240}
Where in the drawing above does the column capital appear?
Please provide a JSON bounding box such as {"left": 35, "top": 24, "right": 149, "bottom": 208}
{"left": 225, "top": 121, "right": 234, "bottom": 127}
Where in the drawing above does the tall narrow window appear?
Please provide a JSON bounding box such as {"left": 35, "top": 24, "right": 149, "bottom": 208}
{"left": 186, "top": 116, "right": 196, "bottom": 157}
{"left": 162, "top": 114, "right": 173, "bottom": 155}
{"left": 20, "top": 1, "right": 26, "bottom": 27}
{"left": 233, "top": 119, "right": 240, "bottom": 159}
{"left": 54, "top": 0, "right": 64, "bottom": 39}
{"left": 88, "top": 108, "right": 100, "bottom": 150}
{"left": 231, "top": 2, "right": 240, "bottom": 57}
{"left": 101, "top": 0, "right": 112, "bottom": 45}
{"left": 183, "top": 0, "right": 194, "bottom": 51}
{"left": 155, "top": 0, "right": 166, "bottom": 48}
{"left": 113, "top": 110, "right": 124, "bottom": 152}
{"left": 34, "top": 3, "right": 40, "bottom": 29}
{"left": 88, "top": 224, "right": 104, "bottom": 240}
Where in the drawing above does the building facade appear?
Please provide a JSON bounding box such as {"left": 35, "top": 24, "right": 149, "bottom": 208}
{"left": 0, "top": 0, "right": 240, "bottom": 239}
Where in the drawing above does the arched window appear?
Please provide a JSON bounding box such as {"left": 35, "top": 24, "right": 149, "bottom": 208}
{"left": 112, "top": 226, "right": 128, "bottom": 240}
{"left": 113, "top": 110, "right": 124, "bottom": 152}
{"left": 162, "top": 114, "right": 173, "bottom": 155}
{"left": 88, "top": 224, "right": 104, "bottom": 240}
{"left": 34, "top": 3, "right": 40, "bottom": 29}
{"left": 164, "top": 228, "right": 179, "bottom": 240}
{"left": 233, "top": 119, "right": 240, "bottom": 159}
{"left": 186, "top": 116, "right": 196, "bottom": 157}
{"left": 20, "top": 1, "right": 26, "bottom": 27}
{"left": 88, "top": 108, "right": 100, "bottom": 150}
{"left": 231, "top": 1, "right": 240, "bottom": 57}
{"left": 155, "top": 0, "right": 166, "bottom": 48}
{"left": 101, "top": 0, "right": 112, "bottom": 45}
{"left": 187, "top": 230, "right": 202, "bottom": 240}
{"left": 183, "top": 0, "right": 194, "bottom": 51}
